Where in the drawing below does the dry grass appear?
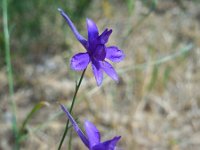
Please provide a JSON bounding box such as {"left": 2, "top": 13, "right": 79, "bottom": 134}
{"left": 0, "top": 0, "right": 200, "bottom": 149}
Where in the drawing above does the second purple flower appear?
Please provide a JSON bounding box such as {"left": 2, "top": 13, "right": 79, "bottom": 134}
{"left": 60, "top": 104, "right": 121, "bottom": 150}
{"left": 58, "top": 8, "right": 125, "bottom": 86}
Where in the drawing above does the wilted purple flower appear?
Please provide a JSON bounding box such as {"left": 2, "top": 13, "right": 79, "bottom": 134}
{"left": 58, "top": 8, "right": 124, "bottom": 86}
{"left": 61, "top": 104, "right": 121, "bottom": 150}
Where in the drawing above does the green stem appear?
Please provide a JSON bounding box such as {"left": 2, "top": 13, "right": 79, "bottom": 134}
{"left": 2, "top": 0, "right": 19, "bottom": 149}
{"left": 58, "top": 68, "right": 86, "bottom": 150}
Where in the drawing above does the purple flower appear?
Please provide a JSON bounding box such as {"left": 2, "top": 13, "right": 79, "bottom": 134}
{"left": 58, "top": 8, "right": 124, "bottom": 86}
{"left": 61, "top": 104, "right": 121, "bottom": 150}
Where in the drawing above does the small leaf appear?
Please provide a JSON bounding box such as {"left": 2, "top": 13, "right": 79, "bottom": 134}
{"left": 19, "top": 101, "right": 50, "bottom": 138}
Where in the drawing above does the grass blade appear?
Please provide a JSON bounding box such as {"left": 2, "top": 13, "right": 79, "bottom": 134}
{"left": 2, "top": 0, "right": 19, "bottom": 149}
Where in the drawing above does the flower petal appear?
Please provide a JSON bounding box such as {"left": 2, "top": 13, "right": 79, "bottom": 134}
{"left": 58, "top": 8, "right": 88, "bottom": 48}
{"left": 98, "top": 28, "right": 112, "bottom": 44}
{"left": 101, "top": 61, "right": 118, "bottom": 81}
{"left": 106, "top": 46, "right": 125, "bottom": 62}
{"left": 92, "top": 136, "right": 121, "bottom": 150}
{"left": 84, "top": 120, "right": 101, "bottom": 148}
{"left": 87, "top": 18, "right": 99, "bottom": 45}
{"left": 91, "top": 60, "right": 103, "bottom": 86}
{"left": 60, "top": 104, "right": 89, "bottom": 148}
{"left": 93, "top": 45, "right": 106, "bottom": 61}
{"left": 70, "top": 53, "right": 90, "bottom": 71}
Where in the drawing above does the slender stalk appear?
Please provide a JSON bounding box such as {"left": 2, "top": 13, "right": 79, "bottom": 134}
{"left": 58, "top": 68, "right": 86, "bottom": 150}
{"left": 2, "top": 0, "right": 19, "bottom": 149}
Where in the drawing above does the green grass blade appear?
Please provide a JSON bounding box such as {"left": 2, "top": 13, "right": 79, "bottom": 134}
{"left": 19, "top": 101, "right": 49, "bottom": 138}
{"left": 2, "top": 0, "right": 19, "bottom": 149}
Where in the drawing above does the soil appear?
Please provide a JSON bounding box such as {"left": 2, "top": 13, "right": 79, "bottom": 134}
{"left": 0, "top": 0, "right": 200, "bottom": 149}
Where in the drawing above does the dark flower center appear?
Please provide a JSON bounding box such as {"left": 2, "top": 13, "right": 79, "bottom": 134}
{"left": 92, "top": 44, "right": 106, "bottom": 61}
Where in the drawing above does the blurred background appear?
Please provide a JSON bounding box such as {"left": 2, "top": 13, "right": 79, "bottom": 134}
{"left": 0, "top": 0, "right": 200, "bottom": 149}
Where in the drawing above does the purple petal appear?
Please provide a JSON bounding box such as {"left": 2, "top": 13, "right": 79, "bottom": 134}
{"left": 70, "top": 53, "right": 90, "bottom": 71}
{"left": 58, "top": 8, "right": 88, "bottom": 48}
{"left": 60, "top": 104, "right": 89, "bottom": 148}
{"left": 84, "top": 120, "right": 101, "bottom": 148}
{"left": 91, "top": 60, "right": 103, "bottom": 86}
{"left": 106, "top": 46, "right": 125, "bottom": 63}
{"left": 92, "top": 136, "right": 121, "bottom": 150}
{"left": 100, "top": 61, "right": 118, "bottom": 81}
{"left": 93, "top": 45, "right": 106, "bottom": 61}
{"left": 87, "top": 18, "right": 99, "bottom": 45}
{"left": 98, "top": 29, "right": 112, "bottom": 44}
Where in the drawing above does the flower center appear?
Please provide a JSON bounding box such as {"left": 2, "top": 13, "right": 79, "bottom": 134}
{"left": 93, "top": 44, "right": 106, "bottom": 61}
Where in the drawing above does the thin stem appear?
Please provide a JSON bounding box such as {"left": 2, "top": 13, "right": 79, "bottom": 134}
{"left": 2, "top": 0, "right": 19, "bottom": 149}
{"left": 58, "top": 68, "right": 86, "bottom": 150}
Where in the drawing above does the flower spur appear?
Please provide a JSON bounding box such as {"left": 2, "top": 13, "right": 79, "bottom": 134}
{"left": 58, "top": 8, "right": 124, "bottom": 86}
